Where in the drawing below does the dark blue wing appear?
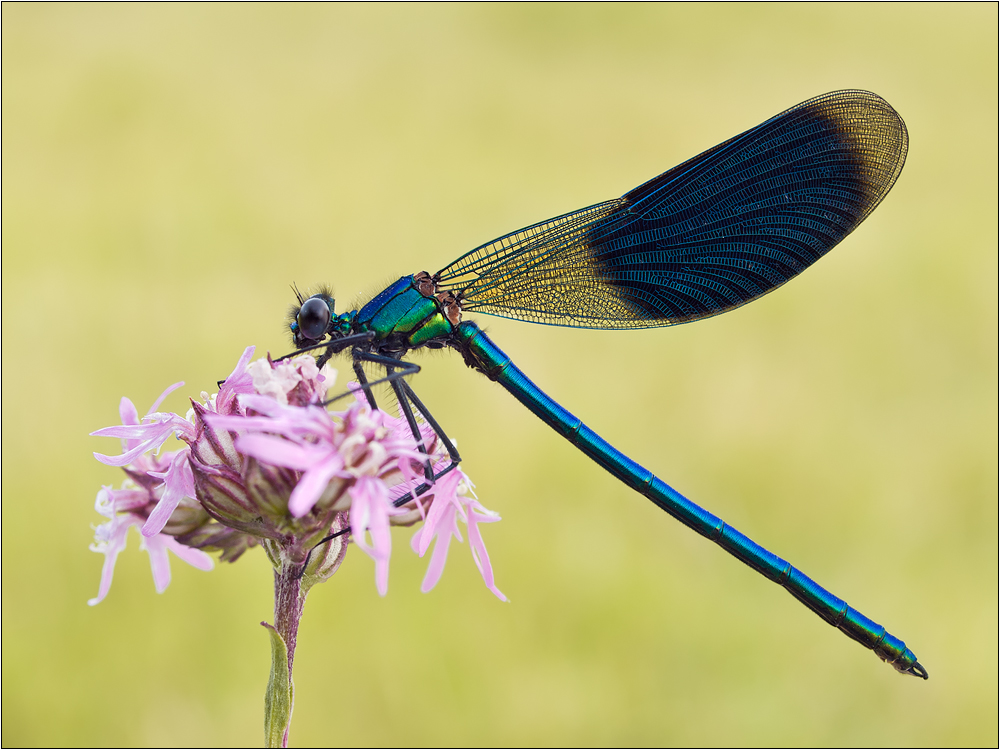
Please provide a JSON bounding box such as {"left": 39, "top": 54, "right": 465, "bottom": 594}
{"left": 436, "top": 90, "right": 907, "bottom": 329}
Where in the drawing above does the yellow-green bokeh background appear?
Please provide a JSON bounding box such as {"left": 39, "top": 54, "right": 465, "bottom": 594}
{"left": 3, "top": 5, "right": 997, "bottom": 746}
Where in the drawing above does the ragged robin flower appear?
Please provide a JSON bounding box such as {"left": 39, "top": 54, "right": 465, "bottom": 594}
{"left": 89, "top": 346, "right": 505, "bottom": 747}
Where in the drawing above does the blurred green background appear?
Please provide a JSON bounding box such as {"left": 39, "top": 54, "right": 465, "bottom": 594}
{"left": 3, "top": 4, "right": 997, "bottom": 747}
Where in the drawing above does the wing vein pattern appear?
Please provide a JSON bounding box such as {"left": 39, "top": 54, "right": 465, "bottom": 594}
{"left": 435, "top": 90, "right": 907, "bottom": 329}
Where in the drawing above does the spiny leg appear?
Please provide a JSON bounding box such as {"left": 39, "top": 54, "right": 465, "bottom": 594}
{"left": 318, "top": 348, "right": 419, "bottom": 408}
{"left": 297, "top": 351, "right": 462, "bottom": 578}
{"left": 395, "top": 377, "right": 462, "bottom": 501}
{"left": 352, "top": 356, "right": 378, "bottom": 411}
{"left": 353, "top": 350, "right": 462, "bottom": 493}
{"left": 351, "top": 351, "right": 438, "bottom": 482}
{"left": 294, "top": 526, "right": 352, "bottom": 581}
{"left": 276, "top": 332, "right": 377, "bottom": 368}
{"left": 391, "top": 369, "right": 434, "bottom": 482}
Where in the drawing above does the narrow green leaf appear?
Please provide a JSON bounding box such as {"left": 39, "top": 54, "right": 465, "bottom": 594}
{"left": 262, "top": 622, "right": 294, "bottom": 749}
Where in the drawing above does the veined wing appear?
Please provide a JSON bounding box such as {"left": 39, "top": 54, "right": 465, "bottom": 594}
{"left": 435, "top": 90, "right": 907, "bottom": 329}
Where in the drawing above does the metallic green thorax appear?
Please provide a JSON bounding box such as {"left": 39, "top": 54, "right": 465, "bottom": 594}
{"left": 354, "top": 275, "right": 455, "bottom": 350}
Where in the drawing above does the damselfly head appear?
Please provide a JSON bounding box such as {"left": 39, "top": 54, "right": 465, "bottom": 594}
{"left": 288, "top": 288, "right": 335, "bottom": 349}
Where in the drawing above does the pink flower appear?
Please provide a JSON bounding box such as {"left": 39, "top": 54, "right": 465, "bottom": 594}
{"left": 89, "top": 346, "right": 505, "bottom": 601}
{"left": 410, "top": 470, "right": 507, "bottom": 601}
{"left": 88, "top": 481, "right": 214, "bottom": 607}
{"left": 91, "top": 383, "right": 195, "bottom": 468}
{"left": 348, "top": 476, "right": 396, "bottom": 595}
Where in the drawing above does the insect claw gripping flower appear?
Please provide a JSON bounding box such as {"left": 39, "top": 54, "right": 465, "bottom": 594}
{"left": 89, "top": 346, "right": 505, "bottom": 746}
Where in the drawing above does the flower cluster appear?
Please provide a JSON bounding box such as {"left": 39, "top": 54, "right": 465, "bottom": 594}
{"left": 89, "top": 346, "right": 506, "bottom": 603}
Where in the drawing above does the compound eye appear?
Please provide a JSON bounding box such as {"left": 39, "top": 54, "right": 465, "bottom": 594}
{"left": 297, "top": 297, "right": 331, "bottom": 341}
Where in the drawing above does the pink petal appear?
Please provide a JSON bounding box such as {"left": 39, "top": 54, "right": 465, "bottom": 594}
{"left": 236, "top": 433, "right": 330, "bottom": 471}
{"left": 142, "top": 450, "right": 194, "bottom": 537}
{"left": 87, "top": 514, "right": 139, "bottom": 606}
{"left": 415, "top": 475, "right": 464, "bottom": 557}
{"left": 147, "top": 381, "right": 186, "bottom": 415}
{"left": 415, "top": 496, "right": 447, "bottom": 557}
{"left": 349, "top": 477, "right": 394, "bottom": 596}
{"left": 228, "top": 345, "right": 256, "bottom": 381}
{"left": 141, "top": 533, "right": 173, "bottom": 594}
{"left": 233, "top": 393, "right": 288, "bottom": 418}
{"left": 93, "top": 485, "right": 116, "bottom": 520}
{"left": 93, "top": 434, "right": 168, "bottom": 467}
{"left": 92, "top": 416, "right": 194, "bottom": 467}
{"left": 465, "top": 504, "right": 507, "bottom": 602}
{"left": 418, "top": 504, "right": 457, "bottom": 593}
{"left": 119, "top": 397, "right": 139, "bottom": 427}
{"left": 140, "top": 529, "right": 215, "bottom": 597}
{"left": 105, "top": 489, "right": 151, "bottom": 512}
{"left": 165, "top": 536, "right": 214, "bottom": 571}
{"left": 211, "top": 400, "right": 331, "bottom": 440}
{"left": 218, "top": 346, "right": 256, "bottom": 412}
{"left": 91, "top": 424, "right": 168, "bottom": 440}
{"left": 374, "top": 554, "right": 390, "bottom": 596}
{"left": 287, "top": 456, "right": 344, "bottom": 517}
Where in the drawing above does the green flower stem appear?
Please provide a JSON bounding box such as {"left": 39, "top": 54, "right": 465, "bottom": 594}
{"left": 263, "top": 563, "right": 306, "bottom": 748}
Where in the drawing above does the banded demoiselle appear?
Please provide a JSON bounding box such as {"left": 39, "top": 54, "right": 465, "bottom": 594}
{"left": 288, "top": 90, "right": 926, "bottom": 678}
